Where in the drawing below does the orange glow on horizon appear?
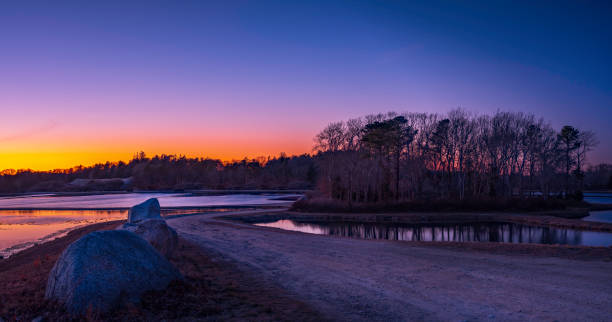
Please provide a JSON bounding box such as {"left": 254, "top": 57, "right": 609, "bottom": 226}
{"left": 0, "top": 119, "right": 316, "bottom": 171}
{"left": 0, "top": 141, "right": 313, "bottom": 172}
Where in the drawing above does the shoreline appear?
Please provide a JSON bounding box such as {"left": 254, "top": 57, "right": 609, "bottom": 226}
{"left": 169, "top": 210, "right": 612, "bottom": 320}
{"left": 0, "top": 205, "right": 291, "bottom": 260}
{"left": 227, "top": 210, "right": 612, "bottom": 233}
{"left": 0, "top": 202, "right": 607, "bottom": 211}
{"left": 0, "top": 205, "right": 262, "bottom": 211}
{"left": 0, "top": 190, "right": 309, "bottom": 198}
{"left": 0, "top": 218, "right": 320, "bottom": 321}
{"left": 2, "top": 209, "right": 612, "bottom": 320}
{"left": 4, "top": 207, "right": 611, "bottom": 260}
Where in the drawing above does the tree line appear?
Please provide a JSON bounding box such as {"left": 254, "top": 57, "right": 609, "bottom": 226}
{"left": 312, "top": 109, "right": 603, "bottom": 204}
{"left": 0, "top": 153, "right": 316, "bottom": 193}
{"left": 0, "top": 109, "right": 609, "bottom": 197}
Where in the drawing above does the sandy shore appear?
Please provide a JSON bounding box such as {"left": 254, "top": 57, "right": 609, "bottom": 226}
{"left": 169, "top": 210, "right": 612, "bottom": 321}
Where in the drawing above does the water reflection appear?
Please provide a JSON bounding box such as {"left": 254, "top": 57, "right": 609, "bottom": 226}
{"left": 0, "top": 192, "right": 297, "bottom": 258}
{"left": 0, "top": 209, "right": 127, "bottom": 258}
{"left": 256, "top": 220, "right": 612, "bottom": 247}
{"left": 0, "top": 193, "right": 300, "bottom": 209}
{"left": 0, "top": 208, "right": 236, "bottom": 258}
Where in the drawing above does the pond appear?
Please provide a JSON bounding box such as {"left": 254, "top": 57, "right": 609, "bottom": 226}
{"left": 583, "top": 192, "right": 612, "bottom": 223}
{"left": 255, "top": 220, "right": 612, "bottom": 247}
{"left": 0, "top": 208, "right": 240, "bottom": 259}
{"left": 583, "top": 211, "right": 612, "bottom": 224}
{"left": 584, "top": 192, "right": 612, "bottom": 204}
{"left": 0, "top": 192, "right": 298, "bottom": 258}
{"left": 0, "top": 192, "right": 300, "bottom": 209}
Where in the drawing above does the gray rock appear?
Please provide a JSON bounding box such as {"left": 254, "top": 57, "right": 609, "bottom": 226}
{"left": 128, "top": 198, "right": 162, "bottom": 224}
{"left": 46, "top": 230, "right": 181, "bottom": 315}
{"left": 121, "top": 219, "right": 178, "bottom": 258}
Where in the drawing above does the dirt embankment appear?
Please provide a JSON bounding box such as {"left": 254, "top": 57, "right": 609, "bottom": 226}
{"left": 0, "top": 220, "right": 320, "bottom": 321}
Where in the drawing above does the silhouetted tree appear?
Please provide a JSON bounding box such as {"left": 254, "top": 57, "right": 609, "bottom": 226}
{"left": 557, "top": 126, "right": 581, "bottom": 195}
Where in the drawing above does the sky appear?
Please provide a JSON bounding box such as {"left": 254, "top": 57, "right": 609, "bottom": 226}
{"left": 1, "top": 0, "right": 611, "bottom": 170}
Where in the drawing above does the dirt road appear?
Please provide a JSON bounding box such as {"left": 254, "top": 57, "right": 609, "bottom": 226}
{"left": 168, "top": 211, "right": 612, "bottom": 321}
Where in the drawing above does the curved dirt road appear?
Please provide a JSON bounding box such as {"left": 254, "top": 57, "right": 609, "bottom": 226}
{"left": 168, "top": 211, "right": 612, "bottom": 321}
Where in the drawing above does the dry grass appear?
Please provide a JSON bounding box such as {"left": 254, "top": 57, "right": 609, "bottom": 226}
{"left": 291, "top": 197, "right": 591, "bottom": 217}
{"left": 0, "top": 222, "right": 322, "bottom": 321}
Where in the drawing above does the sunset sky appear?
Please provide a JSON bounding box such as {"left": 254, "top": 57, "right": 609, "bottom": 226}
{"left": 1, "top": 1, "right": 611, "bottom": 170}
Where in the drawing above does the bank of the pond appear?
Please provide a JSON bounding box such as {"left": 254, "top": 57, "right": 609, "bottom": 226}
{"left": 170, "top": 210, "right": 612, "bottom": 321}
{"left": 590, "top": 203, "right": 612, "bottom": 211}
{"left": 0, "top": 207, "right": 254, "bottom": 259}
{"left": 0, "top": 219, "right": 320, "bottom": 321}
{"left": 0, "top": 189, "right": 297, "bottom": 259}
{"left": 229, "top": 211, "right": 612, "bottom": 233}
{"left": 291, "top": 197, "right": 595, "bottom": 217}
{"left": 4, "top": 208, "right": 612, "bottom": 321}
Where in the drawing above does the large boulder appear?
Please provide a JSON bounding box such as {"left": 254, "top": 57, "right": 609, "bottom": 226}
{"left": 121, "top": 219, "right": 178, "bottom": 258}
{"left": 46, "top": 230, "right": 182, "bottom": 315}
{"left": 128, "top": 198, "right": 162, "bottom": 224}
{"left": 120, "top": 198, "right": 178, "bottom": 258}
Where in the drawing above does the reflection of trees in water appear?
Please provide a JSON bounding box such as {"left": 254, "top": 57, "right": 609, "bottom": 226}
{"left": 300, "top": 222, "right": 584, "bottom": 245}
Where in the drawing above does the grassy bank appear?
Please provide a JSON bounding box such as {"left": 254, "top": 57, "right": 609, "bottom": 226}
{"left": 291, "top": 197, "right": 592, "bottom": 217}
{"left": 590, "top": 203, "right": 612, "bottom": 211}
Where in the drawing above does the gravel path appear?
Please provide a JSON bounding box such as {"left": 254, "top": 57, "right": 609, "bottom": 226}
{"left": 168, "top": 211, "right": 612, "bottom": 321}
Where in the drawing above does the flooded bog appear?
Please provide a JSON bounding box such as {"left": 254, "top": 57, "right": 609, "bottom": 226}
{"left": 255, "top": 220, "right": 612, "bottom": 247}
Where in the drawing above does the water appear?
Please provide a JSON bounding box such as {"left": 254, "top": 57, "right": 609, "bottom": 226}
{"left": 256, "top": 220, "right": 612, "bottom": 247}
{"left": 0, "top": 209, "right": 127, "bottom": 258}
{"left": 583, "top": 211, "right": 612, "bottom": 224}
{"left": 0, "top": 192, "right": 300, "bottom": 209}
{"left": 0, "top": 193, "right": 297, "bottom": 258}
{"left": 583, "top": 192, "right": 612, "bottom": 223}
{"left": 584, "top": 192, "right": 612, "bottom": 204}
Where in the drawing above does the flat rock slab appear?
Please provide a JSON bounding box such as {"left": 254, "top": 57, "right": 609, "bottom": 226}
{"left": 46, "top": 230, "right": 181, "bottom": 315}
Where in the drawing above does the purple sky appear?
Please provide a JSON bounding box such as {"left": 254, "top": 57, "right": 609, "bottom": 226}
{"left": 0, "top": 1, "right": 611, "bottom": 169}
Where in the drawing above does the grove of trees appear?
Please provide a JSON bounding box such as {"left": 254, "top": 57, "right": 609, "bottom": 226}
{"left": 313, "top": 109, "right": 601, "bottom": 204}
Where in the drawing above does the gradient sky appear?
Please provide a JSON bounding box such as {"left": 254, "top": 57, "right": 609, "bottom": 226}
{"left": 1, "top": 0, "right": 611, "bottom": 170}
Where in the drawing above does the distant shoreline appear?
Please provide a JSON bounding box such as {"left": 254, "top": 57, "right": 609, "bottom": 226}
{"left": 0, "top": 189, "right": 311, "bottom": 198}
{"left": 0, "top": 205, "right": 262, "bottom": 211}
